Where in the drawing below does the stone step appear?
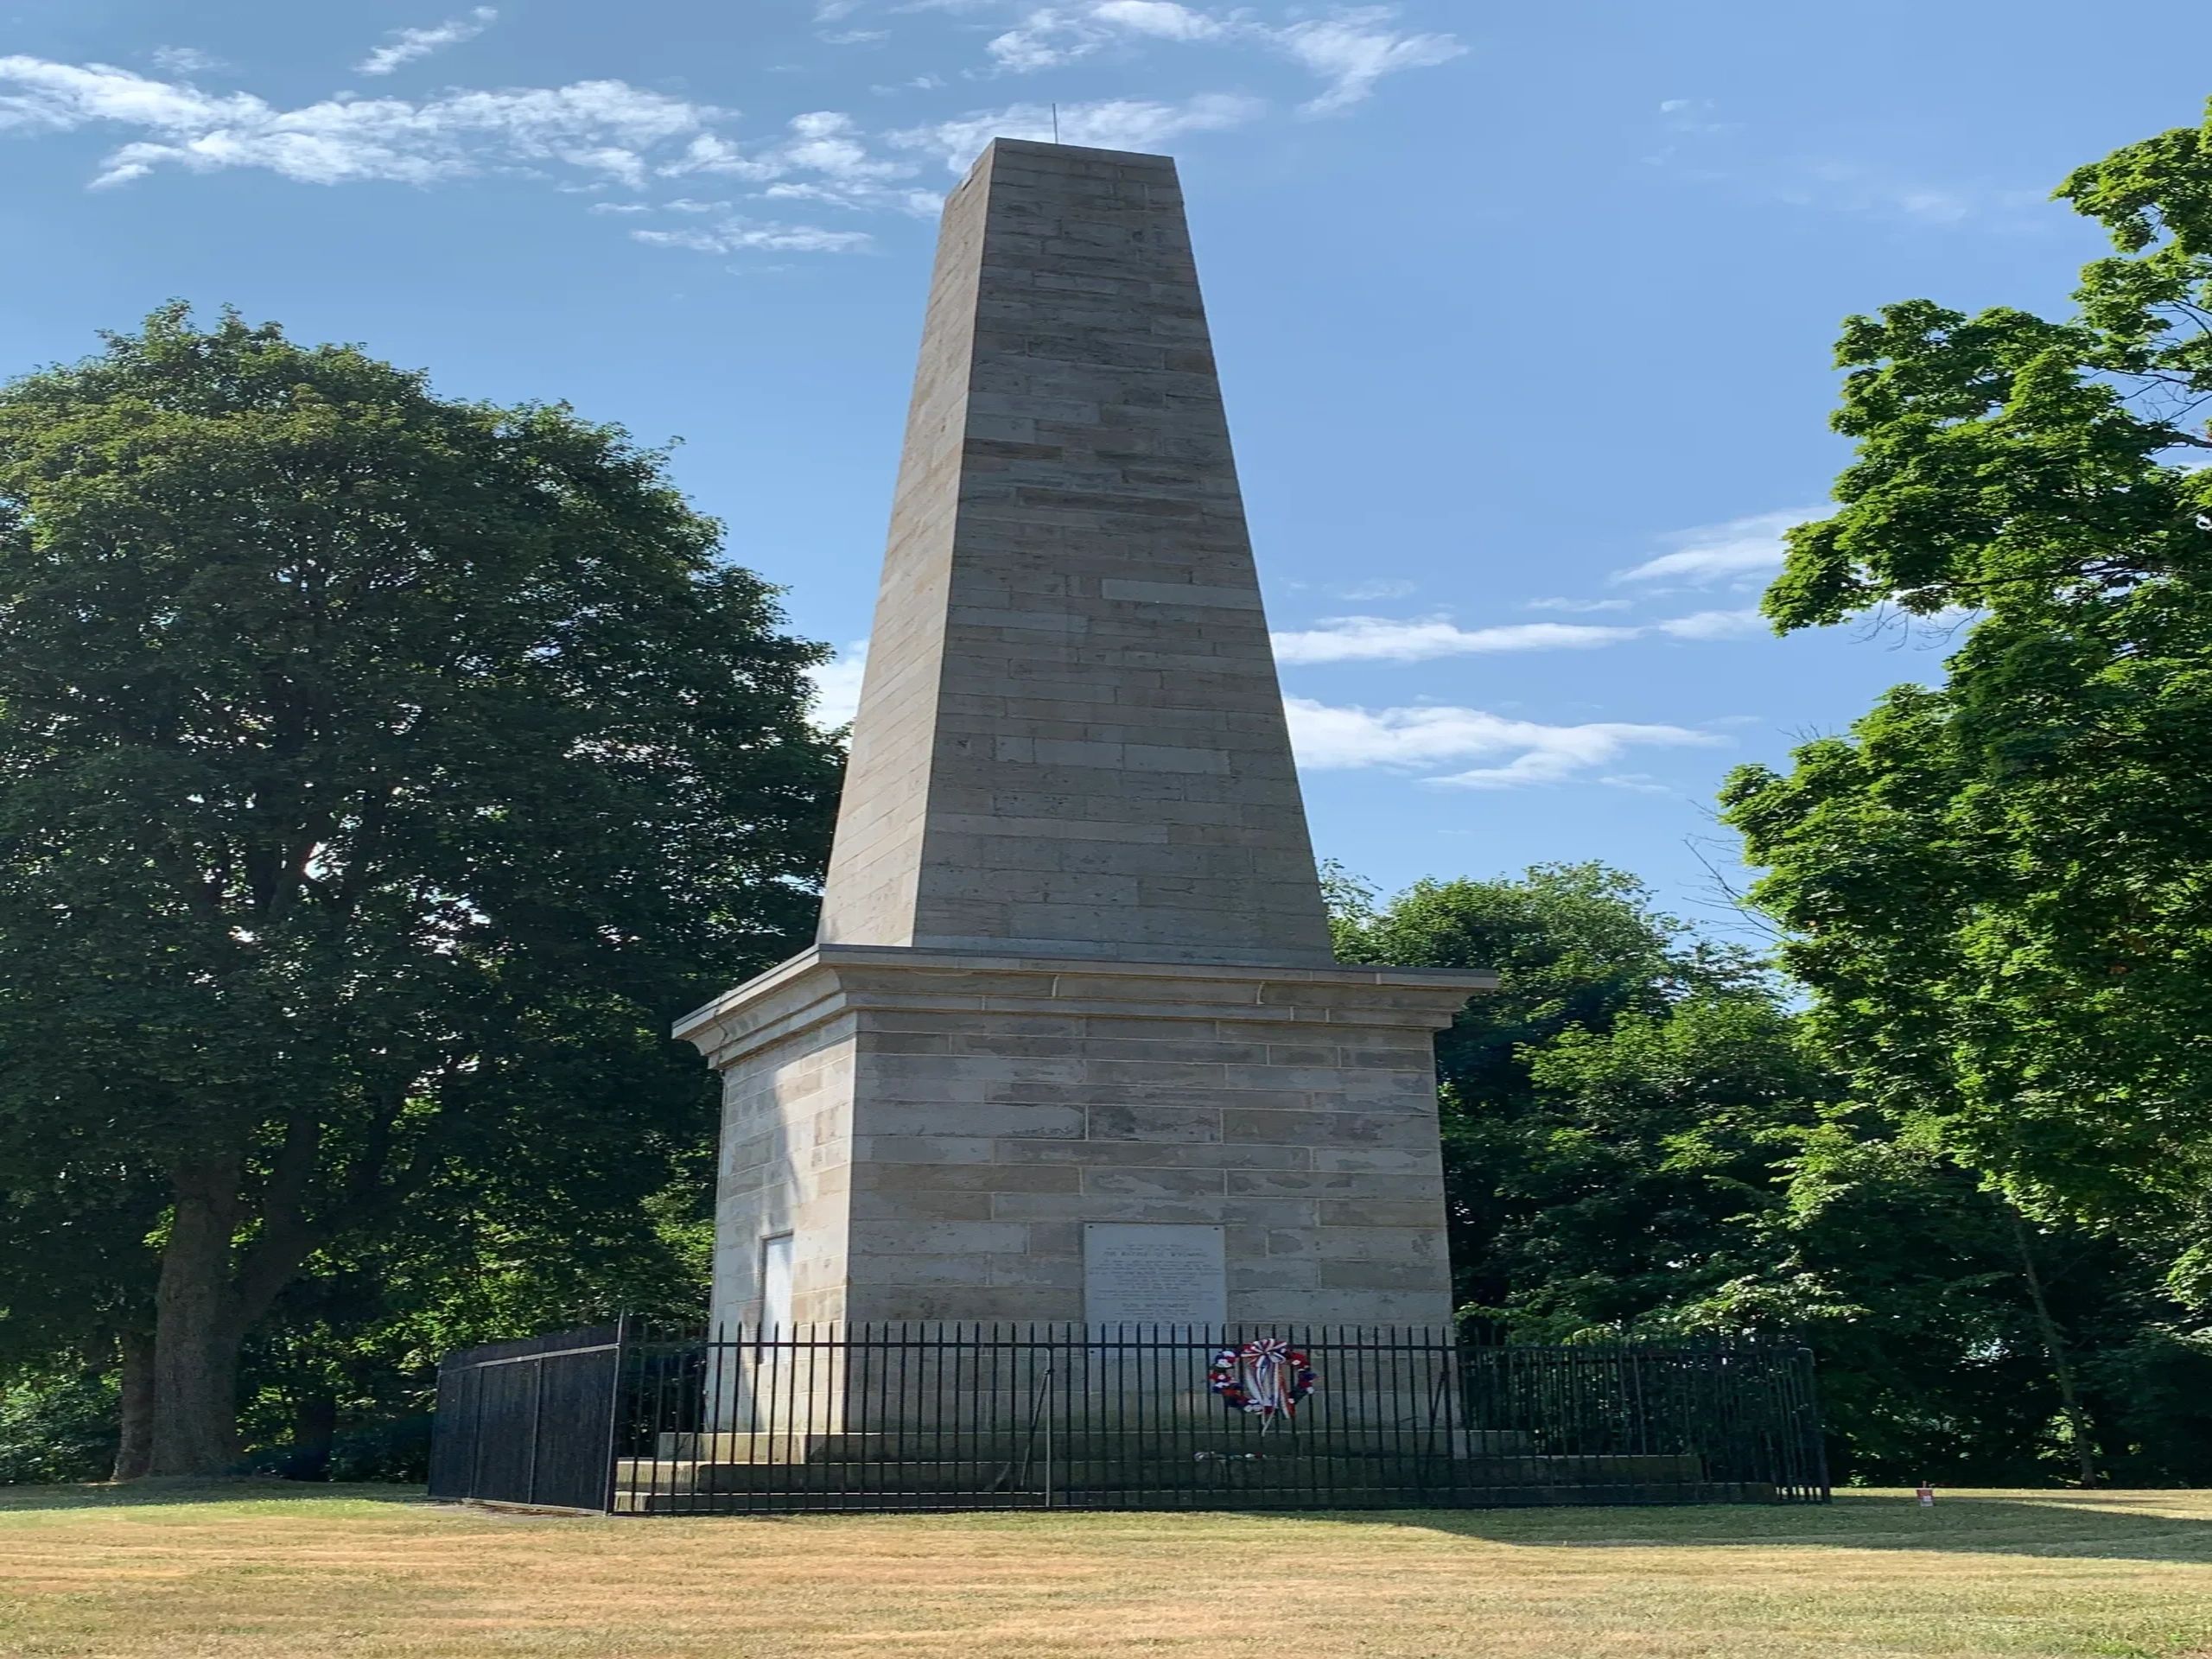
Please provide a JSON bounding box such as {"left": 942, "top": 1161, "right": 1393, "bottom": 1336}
{"left": 614, "top": 1452, "right": 1706, "bottom": 1496}
{"left": 613, "top": 1481, "right": 1777, "bottom": 1514}
{"left": 652, "top": 1427, "right": 1538, "bottom": 1462}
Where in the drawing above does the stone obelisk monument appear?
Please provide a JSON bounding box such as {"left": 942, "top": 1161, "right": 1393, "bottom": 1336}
{"left": 677, "top": 139, "right": 1492, "bottom": 1335}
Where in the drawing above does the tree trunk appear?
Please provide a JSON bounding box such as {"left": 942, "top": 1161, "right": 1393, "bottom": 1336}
{"left": 148, "top": 1159, "right": 246, "bottom": 1477}
{"left": 111, "top": 1328, "right": 156, "bottom": 1482}
{"left": 283, "top": 1392, "right": 339, "bottom": 1481}
{"left": 2010, "top": 1209, "right": 2099, "bottom": 1488}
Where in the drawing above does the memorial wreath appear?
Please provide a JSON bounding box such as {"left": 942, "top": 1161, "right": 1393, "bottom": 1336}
{"left": 1207, "top": 1337, "right": 1317, "bottom": 1419}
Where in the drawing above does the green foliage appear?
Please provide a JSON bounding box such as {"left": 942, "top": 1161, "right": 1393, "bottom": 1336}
{"left": 1332, "top": 863, "right": 2212, "bottom": 1486}
{"left": 0, "top": 1372, "right": 115, "bottom": 1485}
{"left": 1333, "top": 862, "right": 1793, "bottom": 1334}
{"left": 0, "top": 305, "right": 842, "bottom": 1470}
{"left": 1722, "top": 99, "right": 2212, "bottom": 1272}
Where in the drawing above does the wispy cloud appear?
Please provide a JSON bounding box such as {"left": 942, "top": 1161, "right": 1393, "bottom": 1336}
{"left": 149, "top": 47, "right": 225, "bottom": 75}
{"left": 1525, "top": 595, "right": 1630, "bottom": 613}
{"left": 1285, "top": 696, "right": 1724, "bottom": 789}
{"left": 632, "top": 219, "right": 874, "bottom": 254}
{"left": 0, "top": 54, "right": 923, "bottom": 242}
{"left": 985, "top": 1, "right": 1229, "bottom": 73}
{"left": 1612, "top": 507, "right": 1825, "bottom": 586}
{"left": 972, "top": 3, "right": 1464, "bottom": 116}
{"left": 1773, "top": 161, "right": 2050, "bottom": 227}
{"left": 662, "top": 111, "right": 942, "bottom": 216}
{"left": 1272, "top": 8, "right": 1465, "bottom": 115}
{"left": 1274, "top": 616, "right": 1637, "bottom": 664}
{"left": 0, "top": 56, "right": 715, "bottom": 190}
{"left": 1646, "top": 99, "right": 2042, "bottom": 231}
{"left": 1328, "top": 577, "right": 1415, "bottom": 601}
{"left": 2, "top": 6, "right": 1460, "bottom": 229}
{"left": 1652, "top": 607, "right": 1767, "bottom": 639}
{"left": 357, "top": 8, "right": 498, "bottom": 77}
{"left": 1273, "top": 604, "right": 1773, "bottom": 664}
{"left": 891, "top": 93, "right": 1263, "bottom": 169}
{"left": 809, "top": 641, "right": 871, "bottom": 727}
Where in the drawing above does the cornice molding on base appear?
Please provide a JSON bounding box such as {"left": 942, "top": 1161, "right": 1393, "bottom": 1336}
{"left": 675, "top": 944, "right": 1497, "bottom": 1071}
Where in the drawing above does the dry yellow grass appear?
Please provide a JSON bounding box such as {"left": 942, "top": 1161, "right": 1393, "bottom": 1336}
{"left": 1, "top": 1484, "right": 2207, "bottom": 1659}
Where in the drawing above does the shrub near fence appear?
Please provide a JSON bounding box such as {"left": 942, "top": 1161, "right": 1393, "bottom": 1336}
{"left": 429, "top": 1322, "right": 1827, "bottom": 1514}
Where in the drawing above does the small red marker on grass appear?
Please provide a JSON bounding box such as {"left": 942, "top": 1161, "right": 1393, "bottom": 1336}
{"left": 1916, "top": 1483, "right": 1936, "bottom": 1506}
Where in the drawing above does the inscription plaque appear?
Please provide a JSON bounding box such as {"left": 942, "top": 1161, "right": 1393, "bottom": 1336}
{"left": 1084, "top": 1223, "right": 1228, "bottom": 1327}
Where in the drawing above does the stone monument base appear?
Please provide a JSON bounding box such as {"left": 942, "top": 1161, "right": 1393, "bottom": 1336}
{"left": 675, "top": 946, "right": 1493, "bottom": 1335}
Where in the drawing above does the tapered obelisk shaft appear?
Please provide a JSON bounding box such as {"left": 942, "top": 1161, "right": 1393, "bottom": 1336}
{"left": 819, "top": 138, "right": 1332, "bottom": 967}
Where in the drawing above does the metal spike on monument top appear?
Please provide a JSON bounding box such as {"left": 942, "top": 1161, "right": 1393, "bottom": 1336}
{"left": 675, "top": 140, "right": 1497, "bottom": 1343}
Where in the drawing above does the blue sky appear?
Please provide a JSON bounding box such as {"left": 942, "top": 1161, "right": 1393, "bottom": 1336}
{"left": 4, "top": 2, "right": 2207, "bottom": 929}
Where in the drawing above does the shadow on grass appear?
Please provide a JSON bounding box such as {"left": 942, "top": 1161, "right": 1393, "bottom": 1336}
{"left": 1329, "top": 1493, "right": 2212, "bottom": 1564}
{"left": 0, "top": 1478, "right": 429, "bottom": 1513}
{"left": 5, "top": 1483, "right": 2205, "bottom": 1567}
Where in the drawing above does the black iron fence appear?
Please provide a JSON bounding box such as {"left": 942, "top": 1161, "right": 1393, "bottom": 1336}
{"left": 428, "top": 1323, "right": 626, "bottom": 1511}
{"left": 429, "top": 1323, "right": 1827, "bottom": 1514}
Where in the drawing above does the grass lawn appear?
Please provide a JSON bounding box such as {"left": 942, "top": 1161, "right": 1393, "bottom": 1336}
{"left": 1, "top": 1484, "right": 2208, "bottom": 1659}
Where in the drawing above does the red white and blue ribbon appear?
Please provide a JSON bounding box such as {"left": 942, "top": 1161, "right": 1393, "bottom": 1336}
{"left": 1207, "top": 1338, "right": 1317, "bottom": 1420}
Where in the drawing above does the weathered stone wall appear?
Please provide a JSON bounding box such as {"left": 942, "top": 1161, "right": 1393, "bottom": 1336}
{"left": 706, "top": 1004, "right": 856, "bottom": 1330}
{"left": 693, "top": 950, "right": 1474, "bottom": 1332}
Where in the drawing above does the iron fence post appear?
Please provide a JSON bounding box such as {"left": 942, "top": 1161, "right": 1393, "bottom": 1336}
{"left": 524, "top": 1356, "right": 543, "bottom": 1506}
{"left": 601, "top": 1312, "right": 630, "bottom": 1515}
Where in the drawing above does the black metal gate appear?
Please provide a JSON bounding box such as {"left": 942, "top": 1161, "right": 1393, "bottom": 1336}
{"left": 426, "top": 1322, "right": 626, "bottom": 1510}
{"left": 429, "top": 1323, "right": 1827, "bottom": 1514}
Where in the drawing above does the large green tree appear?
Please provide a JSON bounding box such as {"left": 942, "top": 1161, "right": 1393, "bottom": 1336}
{"left": 1719, "top": 99, "right": 2212, "bottom": 1295}
{"left": 1335, "top": 864, "right": 2212, "bottom": 1486}
{"left": 0, "top": 308, "right": 840, "bottom": 1474}
{"left": 1330, "top": 862, "right": 1793, "bottom": 1325}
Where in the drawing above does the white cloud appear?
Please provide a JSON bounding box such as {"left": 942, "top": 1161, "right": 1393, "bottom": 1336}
{"left": 1274, "top": 602, "right": 1783, "bottom": 662}
{"left": 987, "top": 12, "right": 1095, "bottom": 73}
{"left": 663, "top": 110, "right": 940, "bottom": 216}
{"left": 0, "top": 57, "right": 264, "bottom": 141}
{"left": 969, "top": 4, "right": 1462, "bottom": 117}
{"left": 632, "top": 218, "right": 874, "bottom": 254}
{"left": 3, "top": 8, "right": 1463, "bottom": 223}
{"left": 1327, "top": 577, "right": 1414, "bottom": 601}
{"left": 1273, "top": 615, "right": 1637, "bottom": 664}
{"left": 809, "top": 641, "right": 871, "bottom": 728}
{"left": 0, "top": 56, "right": 718, "bottom": 190}
{"left": 985, "top": 0, "right": 1230, "bottom": 72}
{"left": 1271, "top": 8, "right": 1465, "bottom": 115}
{"left": 0, "top": 56, "right": 928, "bottom": 235}
{"left": 1096, "top": 0, "right": 1226, "bottom": 37}
{"left": 1651, "top": 607, "right": 1768, "bottom": 640}
{"left": 588, "top": 200, "right": 652, "bottom": 213}
{"left": 890, "top": 92, "right": 1263, "bottom": 170}
{"left": 1650, "top": 105, "right": 2035, "bottom": 232}
{"left": 149, "top": 47, "right": 225, "bottom": 75}
{"left": 356, "top": 8, "right": 498, "bottom": 77}
{"left": 1656, "top": 96, "right": 1732, "bottom": 136}
{"left": 1782, "top": 161, "right": 2030, "bottom": 226}
{"left": 1285, "top": 696, "right": 1724, "bottom": 789}
{"left": 821, "top": 29, "right": 893, "bottom": 45}
{"left": 1612, "top": 506, "right": 1826, "bottom": 586}
{"left": 1525, "top": 596, "right": 1630, "bottom": 613}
